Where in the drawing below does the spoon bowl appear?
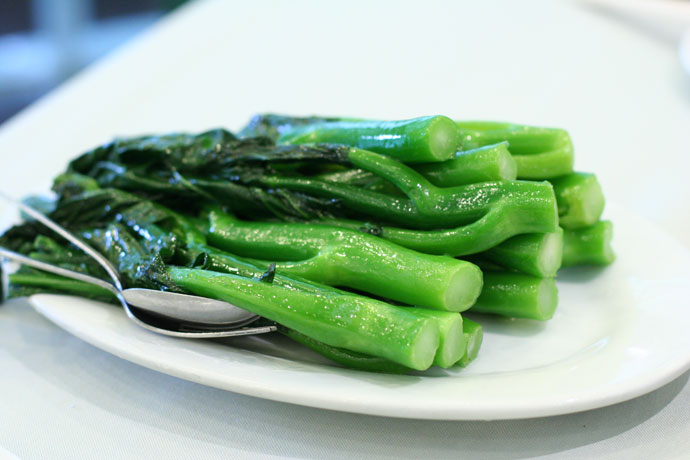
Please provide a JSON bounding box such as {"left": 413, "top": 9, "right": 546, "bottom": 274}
{"left": 122, "top": 288, "right": 260, "bottom": 326}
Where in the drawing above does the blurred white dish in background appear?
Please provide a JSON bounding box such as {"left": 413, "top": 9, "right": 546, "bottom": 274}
{"left": 680, "top": 29, "right": 690, "bottom": 76}
{"left": 583, "top": 0, "right": 690, "bottom": 42}
{"left": 584, "top": 0, "right": 690, "bottom": 76}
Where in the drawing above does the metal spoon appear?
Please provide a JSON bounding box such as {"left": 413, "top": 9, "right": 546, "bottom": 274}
{"left": 0, "top": 248, "right": 274, "bottom": 336}
{"left": 0, "top": 192, "right": 276, "bottom": 338}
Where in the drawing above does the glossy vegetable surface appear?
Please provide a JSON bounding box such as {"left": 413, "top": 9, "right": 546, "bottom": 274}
{"left": 551, "top": 172, "right": 605, "bottom": 229}
{"left": 168, "top": 267, "right": 440, "bottom": 370}
{"left": 315, "top": 142, "right": 517, "bottom": 192}
{"left": 314, "top": 188, "right": 558, "bottom": 257}
{"left": 415, "top": 142, "right": 518, "bottom": 186}
{"left": 409, "top": 309, "right": 465, "bottom": 368}
{"left": 262, "top": 148, "right": 559, "bottom": 230}
{"left": 469, "top": 271, "right": 558, "bottom": 320}
{"left": 456, "top": 121, "right": 574, "bottom": 179}
{"left": 479, "top": 230, "right": 563, "bottom": 277}
{"left": 458, "top": 318, "right": 483, "bottom": 367}
{"left": 278, "top": 116, "right": 461, "bottom": 163}
{"left": 562, "top": 220, "right": 615, "bottom": 267}
{"left": 207, "top": 208, "right": 483, "bottom": 312}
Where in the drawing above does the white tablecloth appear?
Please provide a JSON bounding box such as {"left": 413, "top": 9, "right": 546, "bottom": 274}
{"left": 1, "top": 0, "right": 689, "bottom": 458}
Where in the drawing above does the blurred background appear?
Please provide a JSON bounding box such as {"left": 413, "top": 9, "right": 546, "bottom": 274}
{"left": 2, "top": 0, "right": 690, "bottom": 125}
{"left": 0, "top": 0, "right": 186, "bottom": 123}
{"left": 2, "top": 0, "right": 690, "bottom": 124}
{"left": 0, "top": 0, "right": 689, "bottom": 246}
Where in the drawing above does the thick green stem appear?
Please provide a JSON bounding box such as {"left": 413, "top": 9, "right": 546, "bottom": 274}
{"left": 206, "top": 210, "right": 483, "bottom": 311}
{"left": 378, "top": 199, "right": 556, "bottom": 254}
{"left": 415, "top": 142, "right": 517, "bottom": 186}
{"left": 259, "top": 174, "right": 421, "bottom": 225}
{"left": 479, "top": 230, "right": 563, "bottom": 277}
{"left": 228, "top": 253, "right": 468, "bottom": 368}
{"left": 348, "top": 148, "right": 547, "bottom": 222}
{"left": 550, "top": 172, "right": 605, "bottom": 229}
{"left": 458, "top": 318, "right": 483, "bottom": 367}
{"left": 469, "top": 271, "right": 558, "bottom": 320}
{"left": 8, "top": 272, "right": 115, "bottom": 302}
{"left": 456, "top": 121, "right": 574, "bottom": 179}
{"left": 316, "top": 194, "right": 558, "bottom": 257}
{"left": 199, "top": 248, "right": 466, "bottom": 369}
{"left": 262, "top": 149, "right": 558, "bottom": 230}
{"left": 167, "top": 267, "right": 440, "bottom": 370}
{"left": 278, "top": 116, "right": 460, "bottom": 163}
{"left": 193, "top": 244, "right": 350, "bottom": 296}
{"left": 408, "top": 309, "right": 465, "bottom": 368}
{"left": 562, "top": 221, "right": 615, "bottom": 267}
{"left": 318, "top": 142, "right": 517, "bottom": 191}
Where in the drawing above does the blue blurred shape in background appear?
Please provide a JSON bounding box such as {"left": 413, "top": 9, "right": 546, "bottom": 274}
{"left": 0, "top": 0, "right": 184, "bottom": 123}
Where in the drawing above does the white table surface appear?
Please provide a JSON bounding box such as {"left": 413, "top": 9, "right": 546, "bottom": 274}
{"left": 1, "top": 0, "right": 689, "bottom": 458}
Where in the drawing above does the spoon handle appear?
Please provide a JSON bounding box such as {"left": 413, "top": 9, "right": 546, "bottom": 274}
{"left": 0, "top": 247, "right": 278, "bottom": 337}
{"left": 0, "top": 247, "right": 121, "bottom": 297}
{"left": 0, "top": 191, "right": 124, "bottom": 291}
{"left": 0, "top": 193, "right": 278, "bottom": 338}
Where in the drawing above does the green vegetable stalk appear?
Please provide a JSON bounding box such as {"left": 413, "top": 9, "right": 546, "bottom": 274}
{"left": 409, "top": 309, "right": 465, "bottom": 368}
{"left": 8, "top": 271, "right": 115, "bottom": 302}
{"left": 199, "top": 249, "right": 466, "bottom": 368}
{"left": 479, "top": 230, "right": 563, "bottom": 277}
{"left": 167, "top": 267, "right": 440, "bottom": 370}
{"left": 65, "top": 129, "right": 557, "bottom": 231}
{"left": 278, "top": 116, "right": 461, "bottom": 163}
{"left": 415, "top": 142, "right": 517, "bottom": 186}
{"left": 456, "top": 121, "right": 574, "bottom": 179}
{"left": 469, "top": 271, "right": 558, "bottom": 320}
{"left": 262, "top": 148, "right": 559, "bottom": 230}
{"left": 315, "top": 189, "right": 558, "bottom": 257}
{"left": 315, "top": 142, "right": 517, "bottom": 193}
{"left": 206, "top": 209, "right": 483, "bottom": 312}
{"left": 192, "top": 245, "right": 343, "bottom": 295}
{"left": 550, "top": 172, "right": 605, "bottom": 229}
{"left": 561, "top": 221, "right": 615, "bottom": 267}
{"left": 458, "top": 318, "right": 483, "bottom": 367}
{"left": 240, "top": 114, "right": 573, "bottom": 178}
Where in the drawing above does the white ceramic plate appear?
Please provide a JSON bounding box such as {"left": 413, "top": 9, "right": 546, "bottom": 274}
{"left": 29, "top": 203, "right": 690, "bottom": 420}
